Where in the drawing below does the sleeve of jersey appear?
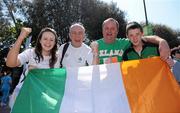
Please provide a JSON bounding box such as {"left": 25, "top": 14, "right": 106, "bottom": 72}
{"left": 119, "top": 38, "right": 131, "bottom": 50}
{"left": 18, "top": 49, "right": 33, "bottom": 67}
{"left": 124, "top": 38, "right": 131, "bottom": 49}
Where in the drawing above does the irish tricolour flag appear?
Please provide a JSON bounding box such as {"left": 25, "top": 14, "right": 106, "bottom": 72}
{"left": 11, "top": 57, "right": 180, "bottom": 113}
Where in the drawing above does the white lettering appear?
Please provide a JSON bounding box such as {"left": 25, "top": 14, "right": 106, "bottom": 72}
{"left": 99, "top": 49, "right": 124, "bottom": 57}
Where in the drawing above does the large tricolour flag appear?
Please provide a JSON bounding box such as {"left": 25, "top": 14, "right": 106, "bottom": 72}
{"left": 11, "top": 57, "right": 180, "bottom": 113}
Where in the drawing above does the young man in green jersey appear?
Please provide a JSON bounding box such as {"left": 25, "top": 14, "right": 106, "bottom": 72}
{"left": 91, "top": 18, "right": 170, "bottom": 64}
{"left": 123, "top": 21, "right": 159, "bottom": 60}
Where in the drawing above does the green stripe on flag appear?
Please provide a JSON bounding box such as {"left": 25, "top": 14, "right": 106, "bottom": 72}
{"left": 11, "top": 68, "right": 66, "bottom": 113}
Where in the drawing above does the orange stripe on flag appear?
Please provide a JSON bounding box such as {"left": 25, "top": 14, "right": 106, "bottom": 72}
{"left": 121, "top": 57, "right": 180, "bottom": 113}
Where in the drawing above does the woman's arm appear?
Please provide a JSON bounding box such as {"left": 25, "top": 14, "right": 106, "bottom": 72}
{"left": 6, "top": 27, "right": 32, "bottom": 67}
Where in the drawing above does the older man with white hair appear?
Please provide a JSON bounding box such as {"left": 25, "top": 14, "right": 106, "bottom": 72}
{"left": 58, "top": 23, "right": 95, "bottom": 67}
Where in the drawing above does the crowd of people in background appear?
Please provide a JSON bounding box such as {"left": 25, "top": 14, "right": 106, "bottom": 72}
{"left": 0, "top": 18, "right": 179, "bottom": 111}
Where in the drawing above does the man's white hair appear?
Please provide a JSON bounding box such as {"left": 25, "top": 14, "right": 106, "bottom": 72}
{"left": 69, "top": 23, "right": 85, "bottom": 33}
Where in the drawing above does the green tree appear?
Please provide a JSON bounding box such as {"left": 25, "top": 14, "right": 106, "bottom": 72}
{"left": 18, "top": 0, "right": 127, "bottom": 45}
{"left": 153, "top": 24, "right": 179, "bottom": 48}
{"left": 0, "top": 0, "right": 28, "bottom": 39}
{"left": 23, "top": 0, "right": 83, "bottom": 44}
{"left": 81, "top": 1, "right": 127, "bottom": 41}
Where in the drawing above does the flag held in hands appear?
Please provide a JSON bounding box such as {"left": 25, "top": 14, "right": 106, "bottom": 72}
{"left": 11, "top": 57, "right": 180, "bottom": 113}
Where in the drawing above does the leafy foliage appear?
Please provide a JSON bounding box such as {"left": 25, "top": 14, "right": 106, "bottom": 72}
{"left": 141, "top": 22, "right": 180, "bottom": 48}
{"left": 9, "top": 0, "right": 127, "bottom": 45}
{"left": 152, "top": 24, "right": 180, "bottom": 48}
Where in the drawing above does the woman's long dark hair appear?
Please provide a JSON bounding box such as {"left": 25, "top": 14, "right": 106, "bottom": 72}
{"left": 34, "top": 27, "right": 58, "bottom": 68}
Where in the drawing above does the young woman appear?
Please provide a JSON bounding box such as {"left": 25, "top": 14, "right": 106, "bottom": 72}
{"left": 6, "top": 27, "right": 59, "bottom": 109}
{"left": 6, "top": 27, "right": 59, "bottom": 68}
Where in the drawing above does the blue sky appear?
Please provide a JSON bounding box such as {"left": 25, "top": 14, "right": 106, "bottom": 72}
{"left": 101, "top": 0, "right": 180, "bottom": 30}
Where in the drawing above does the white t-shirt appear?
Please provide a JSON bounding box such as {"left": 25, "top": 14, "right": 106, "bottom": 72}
{"left": 58, "top": 42, "right": 93, "bottom": 67}
{"left": 18, "top": 48, "right": 60, "bottom": 69}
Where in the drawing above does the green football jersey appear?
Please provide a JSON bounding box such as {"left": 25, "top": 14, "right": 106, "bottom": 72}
{"left": 123, "top": 42, "right": 159, "bottom": 61}
{"left": 97, "top": 38, "right": 130, "bottom": 64}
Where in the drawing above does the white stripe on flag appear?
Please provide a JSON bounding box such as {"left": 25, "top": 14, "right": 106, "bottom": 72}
{"left": 59, "top": 63, "right": 131, "bottom": 113}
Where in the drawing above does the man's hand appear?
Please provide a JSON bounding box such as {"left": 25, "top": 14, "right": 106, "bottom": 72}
{"left": 90, "top": 41, "right": 99, "bottom": 64}
{"left": 90, "top": 41, "right": 99, "bottom": 56}
{"left": 159, "top": 40, "right": 170, "bottom": 61}
{"left": 19, "top": 27, "right": 32, "bottom": 41}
